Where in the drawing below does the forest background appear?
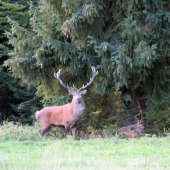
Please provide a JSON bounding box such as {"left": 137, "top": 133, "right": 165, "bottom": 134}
{"left": 1, "top": 0, "right": 170, "bottom": 136}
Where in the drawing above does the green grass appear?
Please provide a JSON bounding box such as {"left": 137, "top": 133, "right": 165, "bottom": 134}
{"left": 1, "top": 136, "right": 170, "bottom": 170}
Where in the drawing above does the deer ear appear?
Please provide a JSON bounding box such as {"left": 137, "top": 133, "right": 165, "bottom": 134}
{"left": 80, "top": 90, "right": 87, "bottom": 95}
{"left": 68, "top": 89, "right": 74, "bottom": 95}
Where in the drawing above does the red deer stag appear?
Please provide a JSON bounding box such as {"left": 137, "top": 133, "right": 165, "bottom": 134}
{"left": 35, "top": 67, "right": 98, "bottom": 140}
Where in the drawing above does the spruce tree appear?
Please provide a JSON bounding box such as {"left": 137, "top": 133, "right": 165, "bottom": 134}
{"left": 4, "top": 0, "right": 170, "bottom": 116}
{"left": 0, "top": 0, "right": 41, "bottom": 123}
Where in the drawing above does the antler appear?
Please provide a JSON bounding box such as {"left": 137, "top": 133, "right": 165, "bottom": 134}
{"left": 79, "top": 66, "right": 98, "bottom": 91}
{"left": 54, "top": 69, "right": 73, "bottom": 90}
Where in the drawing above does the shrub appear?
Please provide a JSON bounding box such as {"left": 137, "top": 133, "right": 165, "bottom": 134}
{"left": 0, "top": 121, "right": 116, "bottom": 141}
{"left": 0, "top": 122, "right": 44, "bottom": 141}
{"left": 145, "top": 106, "right": 170, "bottom": 134}
{"left": 118, "top": 112, "right": 144, "bottom": 138}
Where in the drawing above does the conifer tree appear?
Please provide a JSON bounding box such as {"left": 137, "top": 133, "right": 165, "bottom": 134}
{"left": 4, "top": 0, "right": 170, "bottom": 115}
{"left": 0, "top": 0, "right": 40, "bottom": 123}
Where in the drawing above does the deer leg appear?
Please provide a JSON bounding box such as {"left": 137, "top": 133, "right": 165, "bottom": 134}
{"left": 41, "top": 125, "right": 51, "bottom": 137}
{"left": 72, "top": 127, "right": 77, "bottom": 140}
{"left": 65, "top": 124, "right": 70, "bottom": 138}
{"left": 38, "top": 129, "right": 41, "bottom": 135}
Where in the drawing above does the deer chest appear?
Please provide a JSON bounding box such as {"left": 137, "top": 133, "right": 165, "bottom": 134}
{"left": 70, "top": 105, "right": 85, "bottom": 128}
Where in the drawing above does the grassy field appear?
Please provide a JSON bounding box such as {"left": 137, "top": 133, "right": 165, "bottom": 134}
{"left": 1, "top": 136, "right": 170, "bottom": 170}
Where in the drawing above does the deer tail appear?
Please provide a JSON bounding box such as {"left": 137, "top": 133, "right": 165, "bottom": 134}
{"left": 35, "top": 111, "right": 40, "bottom": 122}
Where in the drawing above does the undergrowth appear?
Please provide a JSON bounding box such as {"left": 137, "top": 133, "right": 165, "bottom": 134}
{"left": 0, "top": 122, "right": 43, "bottom": 141}
{"left": 1, "top": 120, "right": 170, "bottom": 142}
{"left": 0, "top": 121, "right": 116, "bottom": 141}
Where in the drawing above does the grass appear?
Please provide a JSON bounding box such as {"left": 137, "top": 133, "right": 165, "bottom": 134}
{"left": 1, "top": 136, "right": 170, "bottom": 170}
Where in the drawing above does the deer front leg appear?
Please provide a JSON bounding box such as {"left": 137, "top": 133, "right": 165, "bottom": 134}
{"left": 65, "top": 124, "right": 70, "bottom": 138}
{"left": 72, "top": 127, "right": 77, "bottom": 140}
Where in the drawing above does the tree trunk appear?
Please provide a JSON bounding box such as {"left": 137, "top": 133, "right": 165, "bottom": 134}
{"left": 127, "top": 80, "right": 146, "bottom": 112}
{"left": 119, "top": 83, "right": 146, "bottom": 127}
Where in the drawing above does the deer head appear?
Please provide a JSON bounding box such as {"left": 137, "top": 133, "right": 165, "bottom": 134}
{"left": 54, "top": 67, "right": 98, "bottom": 104}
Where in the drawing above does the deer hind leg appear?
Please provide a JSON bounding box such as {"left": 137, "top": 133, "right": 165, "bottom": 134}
{"left": 42, "top": 125, "right": 51, "bottom": 137}
{"left": 38, "top": 130, "right": 42, "bottom": 135}
{"left": 40, "top": 124, "right": 51, "bottom": 137}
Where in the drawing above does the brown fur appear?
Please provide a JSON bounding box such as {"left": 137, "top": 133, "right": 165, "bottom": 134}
{"left": 35, "top": 111, "right": 40, "bottom": 122}
{"left": 35, "top": 91, "right": 86, "bottom": 140}
{"left": 40, "top": 66, "right": 98, "bottom": 139}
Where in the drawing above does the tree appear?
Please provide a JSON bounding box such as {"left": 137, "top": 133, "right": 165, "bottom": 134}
{"left": 0, "top": 0, "right": 41, "bottom": 123}
{"left": 4, "top": 0, "right": 170, "bottom": 116}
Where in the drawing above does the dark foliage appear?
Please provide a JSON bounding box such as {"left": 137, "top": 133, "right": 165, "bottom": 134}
{"left": 0, "top": 0, "right": 41, "bottom": 124}
{"left": 2, "top": 0, "right": 170, "bottom": 132}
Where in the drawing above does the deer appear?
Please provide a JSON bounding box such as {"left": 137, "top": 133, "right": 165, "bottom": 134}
{"left": 35, "top": 66, "right": 98, "bottom": 140}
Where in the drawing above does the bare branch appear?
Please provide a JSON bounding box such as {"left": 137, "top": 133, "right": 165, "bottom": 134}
{"left": 18, "top": 96, "right": 38, "bottom": 110}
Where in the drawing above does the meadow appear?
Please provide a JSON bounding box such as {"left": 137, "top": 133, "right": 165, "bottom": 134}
{"left": 1, "top": 136, "right": 170, "bottom": 170}
{"left": 0, "top": 122, "right": 170, "bottom": 170}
